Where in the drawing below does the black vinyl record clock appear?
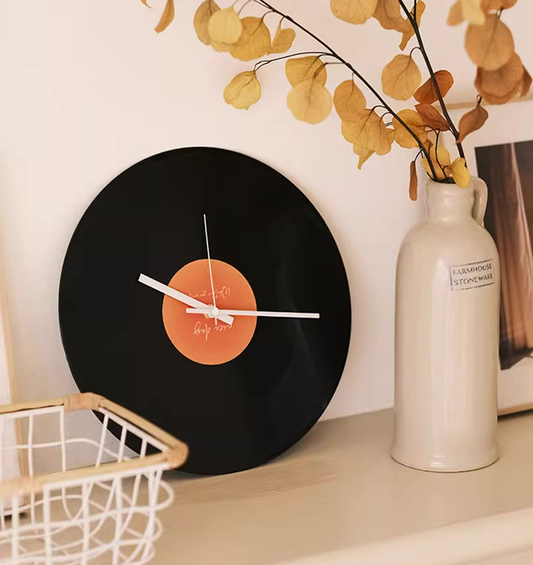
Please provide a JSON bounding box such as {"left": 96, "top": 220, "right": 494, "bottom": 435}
{"left": 59, "top": 147, "right": 351, "bottom": 474}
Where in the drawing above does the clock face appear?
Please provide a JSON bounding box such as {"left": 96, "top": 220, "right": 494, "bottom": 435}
{"left": 59, "top": 147, "right": 351, "bottom": 474}
{"left": 162, "top": 259, "right": 257, "bottom": 365}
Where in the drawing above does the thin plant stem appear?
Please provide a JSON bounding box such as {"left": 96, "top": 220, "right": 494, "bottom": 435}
{"left": 252, "top": 0, "right": 439, "bottom": 180}
{"left": 398, "top": 0, "right": 466, "bottom": 161}
{"left": 237, "top": 0, "right": 255, "bottom": 15}
{"left": 434, "top": 131, "right": 452, "bottom": 181}
{"left": 254, "top": 51, "right": 329, "bottom": 72}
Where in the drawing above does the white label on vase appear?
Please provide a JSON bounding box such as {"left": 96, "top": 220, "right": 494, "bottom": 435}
{"left": 449, "top": 259, "right": 495, "bottom": 291}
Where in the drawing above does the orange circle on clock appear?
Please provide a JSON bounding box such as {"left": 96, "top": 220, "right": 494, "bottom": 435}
{"left": 162, "top": 259, "right": 257, "bottom": 365}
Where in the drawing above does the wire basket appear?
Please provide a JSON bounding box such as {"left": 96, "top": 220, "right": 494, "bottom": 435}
{"left": 0, "top": 393, "right": 188, "bottom": 565}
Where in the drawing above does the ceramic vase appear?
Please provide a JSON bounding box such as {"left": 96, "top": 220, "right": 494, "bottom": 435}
{"left": 392, "top": 177, "right": 500, "bottom": 472}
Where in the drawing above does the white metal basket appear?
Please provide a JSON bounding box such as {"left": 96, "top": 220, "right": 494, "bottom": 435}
{"left": 0, "top": 393, "right": 188, "bottom": 565}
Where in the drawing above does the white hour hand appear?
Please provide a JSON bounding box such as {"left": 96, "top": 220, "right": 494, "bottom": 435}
{"left": 138, "top": 274, "right": 234, "bottom": 325}
{"left": 186, "top": 308, "right": 319, "bottom": 320}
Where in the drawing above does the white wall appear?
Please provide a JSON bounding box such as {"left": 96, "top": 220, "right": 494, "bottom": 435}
{"left": 0, "top": 0, "right": 531, "bottom": 438}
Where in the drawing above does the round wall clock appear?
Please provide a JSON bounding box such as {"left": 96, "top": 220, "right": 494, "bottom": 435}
{"left": 59, "top": 147, "right": 351, "bottom": 474}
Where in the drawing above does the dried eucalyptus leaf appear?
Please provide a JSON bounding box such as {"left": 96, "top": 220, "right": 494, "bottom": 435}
{"left": 447, "top": 2, "right": 464, "bottom": 25}
{"left": 341, "top": 110, "right": 392, "bottom": 155}
{"left": 230, "top": 17, "right": 271, "bottom": 61}
{"left": 330, "top": 0, "right": 379, "bottom": 24}
{"left": 475, "top": 71, "right": 521, "bottom": 103}
{"left": 474, "top": 52, "right": 524, "bottom": 103}
{"left": 481, "top": 0, "right": 517, "bottom": 10}
{"left": 373, "top": 0, "right": 411, "bottom": 33}
{"left": 456, "top": 105, "right": 489, "bottom": 143}
{"left": 521, "top": 67, "right": 532, "bottom": 97}
{"left": 465, "top": 14, "right": 514, "bottom": 71}
{"left": 392, "top": 109, "right": 427, "bottom": 148}
{"left": 415, "top": 103, "right": 450, "bottom": 131}
{"left": 451, "top": 158, "right": 471, "bottom": 188}
{"left": 409, "top": 160, "right": 418, "bottom": 201}
{"left": 399, "top": 0, "right": 425, "bottom": 51}
{"left": 194, "top": 1, "right": 220, "bottom": 45}
{"left": 414, "top": 70, "right": 454, "bottom": 104}
{"left": 381, "top": 54, "right": 421, "bottom": 101}
{"left": 461, "top": 0, "right": 485, "bottom": 25}
{"left": 421, "top": 145, "right": 451, "bottom": 180}
{"left": 211, "top": 40, "right": 232, "bottom": 52}
{"left": 271, "top": 23, "right": 296, "bottom": 54}
{"left": 475, "top": 53, "right": 523, "bottom": 96}
{"left": 155, "top": 0, "right": 175, "bottom": 33}
{"left": 285, "top": 56, "right": 327, "bottom": 87}
{"left": 287, "top": 79, "right": 333, "bottom": 124}
{"left": 353, "top": 143, "right": 375, "bottom": 169}
{"left": 333, "top": 80, "right": 367, "bottom": 122}
{"left": 224, "top": 71, "right": 261, "bottom": 110}
{"left": 208, "top": 7, "right": 243, "bottom": 45}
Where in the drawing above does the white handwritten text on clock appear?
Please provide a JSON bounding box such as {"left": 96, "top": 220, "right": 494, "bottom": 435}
{"left": 193, "top": 321, "right": 233, "bottom": 341}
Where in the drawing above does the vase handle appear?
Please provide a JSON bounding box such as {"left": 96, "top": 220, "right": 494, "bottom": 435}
{"left": 471, "top": 177, "right": 488, "bottom": 225}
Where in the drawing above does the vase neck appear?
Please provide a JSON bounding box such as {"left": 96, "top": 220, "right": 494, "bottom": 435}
{"left": 425, "top": 181, "right": 474, "bottom": 222}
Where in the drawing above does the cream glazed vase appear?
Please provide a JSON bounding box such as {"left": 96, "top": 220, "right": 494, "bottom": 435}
{"left": 392, "top": 177, "right": 500, "bottom": 472}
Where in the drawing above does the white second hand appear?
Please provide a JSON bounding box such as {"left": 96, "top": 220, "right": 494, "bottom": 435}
{"left": 203, "top": 214, "right": 218, "bottom": 325}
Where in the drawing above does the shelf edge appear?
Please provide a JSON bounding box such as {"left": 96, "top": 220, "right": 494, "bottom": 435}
{"left": 278, "top": 506, "right": 533, "bottom": 565}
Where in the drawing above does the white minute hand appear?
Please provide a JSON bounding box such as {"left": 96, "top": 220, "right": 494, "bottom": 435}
{"left": 186, "top": 308, "right": 319, "bottom": 320}
{"left": 138, "top": 274, "right": 234, "bottom": 325}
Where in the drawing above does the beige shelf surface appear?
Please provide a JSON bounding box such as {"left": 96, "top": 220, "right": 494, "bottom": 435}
{"left": 154, "top": 409, "right": 533, "bottom": 565}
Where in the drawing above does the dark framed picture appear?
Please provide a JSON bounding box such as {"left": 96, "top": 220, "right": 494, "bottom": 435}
{"left": 451, "top": 101, "right": 533, "bottom": 415}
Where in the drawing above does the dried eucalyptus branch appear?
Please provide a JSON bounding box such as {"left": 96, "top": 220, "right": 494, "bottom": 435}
{"left": 253, "top": 0, "right": 438, "bottom": 179}
{"left": 397, "top": 0, "right": 465, "bottom": 160}
{"left": 137, "top": 0, "right": 532, "bottom": 199}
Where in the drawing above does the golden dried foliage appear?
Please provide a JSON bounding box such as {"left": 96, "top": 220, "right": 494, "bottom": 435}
{"left": 521, "top": 68, "right": 532, "bottom": 97}
{"left": 229, "top": 17, "right": 271, "bottom": 61}
{"left": 392, "top": 109, "right": 427, "bottom": 149}
{"left": 465, "top": 14, "right": 514, "bottom": 71}
{"left": 457, "top": 105, "right": 489, "bottom": 143}
{"left": 421, "top": 145, "right": 451, "bottom": 181}
{"left": 155, "top": 0, "right": 175, "bottom": 33}
{"left": 474, "top": 52, "right": 524, "bottom": 104}
{"left": 271, "top": 23, "right": 296, "bottom": 53}
{"left": 381, "top": 54, "right": 421, "bottom": 100}
{"left": 353, "top": 143, "right": 375, "bottom": 169}
{"left": 211, "top": 40, "right": 232, "bottom": 52}
{"left": 194, "top": 1, "right": 220, "bottom": 46}
{"left": 373, "top": 0, "right": 411, "bottom": 32}
{"left": 331, "top": 0, "right": 378, "bottom": 25}
{"left": 287, "top": 79, "right": 333, "bottom": 124}
{"left": 421, "top": 146, "right": 470, "bottom": 188}
{"left": 448, "top": 0, "right": 516, "bottom": 26}
{"left": 414, "top": 70, "right": 454, "bottom": 104}
{"left": 333, "top": 80, "right": 367, "bottom": 122}
{"left": 285, "top": 56, "right": 327, "bottom": 87}
{"left": 450, "top": 158, "right": 471, "bottom": 188}
{"left": 224, "top": 71, "right": 261, "bottom": 110}
{"left": 341, "top": 110, "right": 392, "bottom": 155}
{"left": 415, "top": 103, "right": 450, "bottom": 131}
{"left": 447, "top": 2, "right": 464, "bottom": 26}
{"left": 399, "top": 0, "right": 425, "bottom": 51}
{"left": 460, "top": 0, "right": 485, "bottom": 25}
{"left": 409, "top": 160, "right": 418, "bottom": 201}
{"left": 181, "top": 0, "right": 526, "bottom": 194}
{"left": 482, "top": 0, "right": 517, "bottom": 9}
{"left": 208, "top": 7, "right": 243, "bottom": 45}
